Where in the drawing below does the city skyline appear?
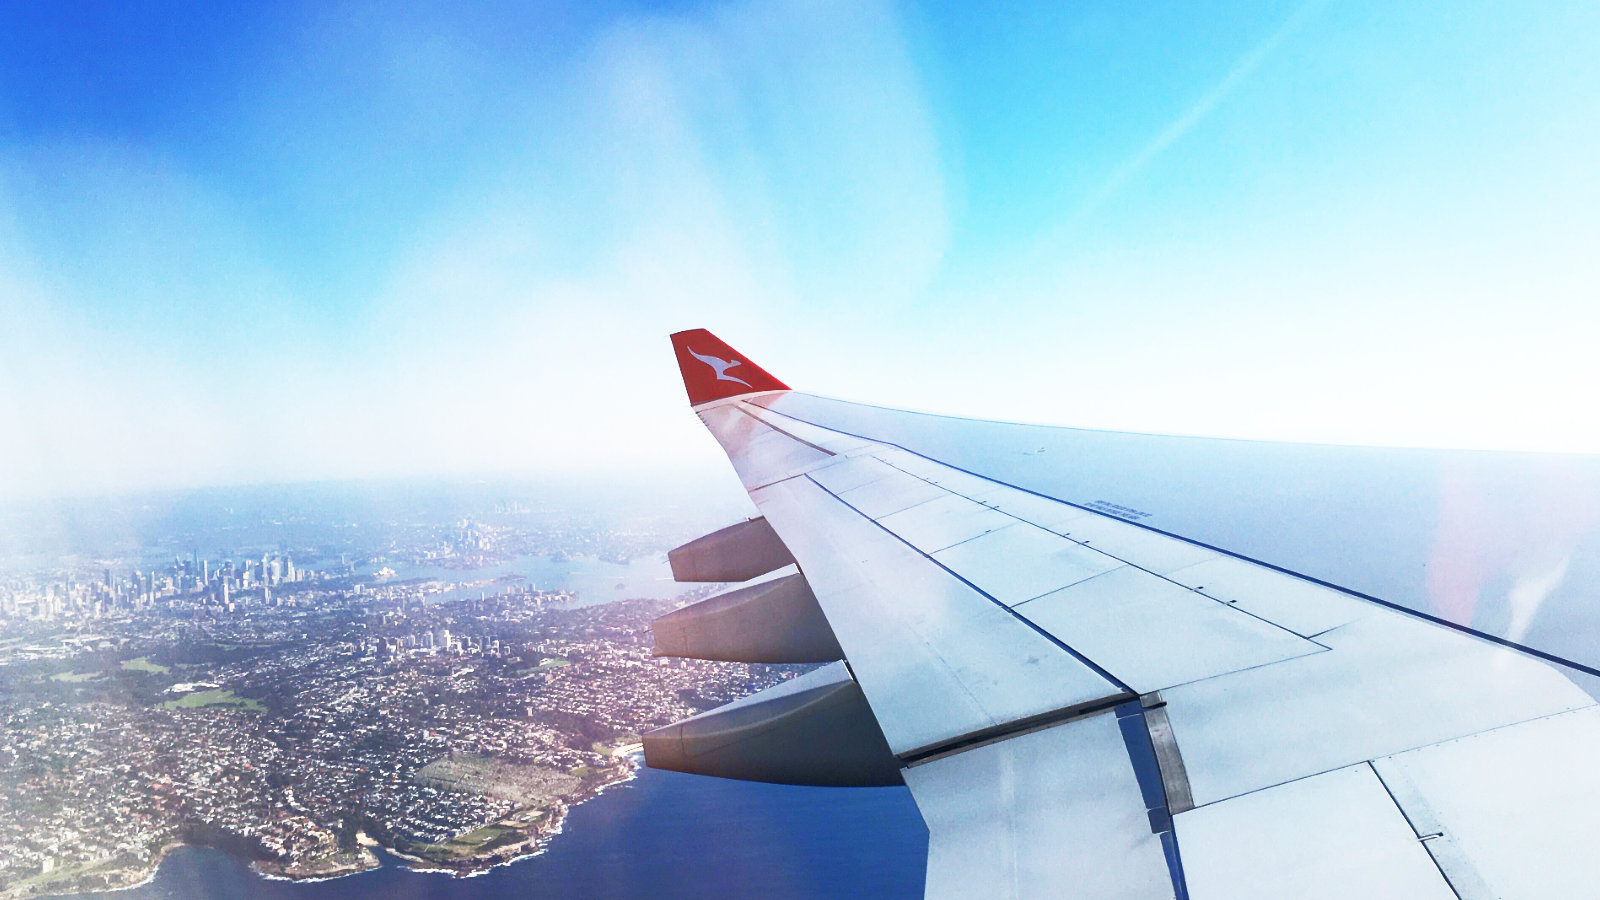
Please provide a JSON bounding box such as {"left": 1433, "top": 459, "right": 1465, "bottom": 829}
{"left": 0, "top": 477, "right": 805, "bottom": 896}
{"left": 4, "top": 0, "right": 1599, "bottom": 500}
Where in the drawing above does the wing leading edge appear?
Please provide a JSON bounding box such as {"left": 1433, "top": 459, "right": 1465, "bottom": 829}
{"left": 646, "top": 329, "right": 1600, "bottom": 900}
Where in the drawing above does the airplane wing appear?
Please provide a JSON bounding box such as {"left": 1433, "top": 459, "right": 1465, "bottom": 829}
{"left": 645, "top": 328, "right": 1600, "bottom": 900}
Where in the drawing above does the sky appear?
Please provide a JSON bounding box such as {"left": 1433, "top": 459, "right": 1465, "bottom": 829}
{"left": 1, "top": 0, "right": 1599, "bottom": 500}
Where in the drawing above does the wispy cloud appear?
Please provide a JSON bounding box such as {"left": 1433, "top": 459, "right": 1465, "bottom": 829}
{"left": 0, "top": 0, "right": 947, "bottom": 499}
{"left": 1068, "top": 0, "right": 1330, "bottom": 225}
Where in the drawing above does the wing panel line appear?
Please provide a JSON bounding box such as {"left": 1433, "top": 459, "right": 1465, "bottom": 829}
{"left": 731, "top": 403, "right": 837, "bottom": 457}
{"left": 764, "top": 398, "right": 1600, "bottom": 682}
{"left": 1368, "top": 762, "right": 1469, "bottom": 900}
{"left": 899, "top": 693, "right": 1135, "bottom": 766}
{"left": 805, "top": 473, "right": 1139, "bottom": 696}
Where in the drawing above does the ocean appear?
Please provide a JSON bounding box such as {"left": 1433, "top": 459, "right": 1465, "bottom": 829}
{"left": 25, "top": 483, "right": 927, "bottom": 899}
{"left": 64, "top": 765, "right": 928, "bottom": 900}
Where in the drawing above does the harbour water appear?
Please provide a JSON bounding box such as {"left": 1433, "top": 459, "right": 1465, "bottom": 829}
{"left": 31, "top": 488, "right": 926, "bottom": 899}
{"left": 65, "top": 765, "right": 928, "bottom": 900}
{"left": 390, "top": 552, "right": 684, "bottom": 606}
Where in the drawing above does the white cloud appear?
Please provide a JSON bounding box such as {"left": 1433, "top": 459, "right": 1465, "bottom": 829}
{"left": 0, "top": 0, "right": 948, "bottom": 499}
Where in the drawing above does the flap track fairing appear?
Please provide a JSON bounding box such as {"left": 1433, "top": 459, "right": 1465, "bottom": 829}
{"left": 643, "top": 662, "right": 901, "bottom": 787}
{"left": 652, "top": 573, "right": 843, "bottom": 664}
{"left": 668, "top": 516, "right": 795, "bottom": 583}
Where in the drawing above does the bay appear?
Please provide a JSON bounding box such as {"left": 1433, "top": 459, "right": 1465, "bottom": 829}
{"left": 389, "top": 553, "right": 682, "bottom": 606}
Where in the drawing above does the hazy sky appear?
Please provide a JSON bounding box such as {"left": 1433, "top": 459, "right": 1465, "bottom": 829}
{"left": 2, "top": 0, "right": 1598, "bottom": 499}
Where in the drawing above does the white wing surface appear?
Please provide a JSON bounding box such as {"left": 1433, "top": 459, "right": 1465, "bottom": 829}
{"left": 650, "top": 328, "right": 1600, "bottom": 900}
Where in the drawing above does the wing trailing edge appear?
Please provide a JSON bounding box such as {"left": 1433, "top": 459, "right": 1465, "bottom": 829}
{"left": 650, "top": 328, "right": 1600, "bottom": 899}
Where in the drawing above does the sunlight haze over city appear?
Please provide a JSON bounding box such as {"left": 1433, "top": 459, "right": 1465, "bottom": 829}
{"left": 2, "top": 0, "right": 1598, "bottom": 499}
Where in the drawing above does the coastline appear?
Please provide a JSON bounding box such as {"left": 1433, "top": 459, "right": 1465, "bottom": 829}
{"left": 17, "top": 757, "right": 642, "bottom": 899}
{"left": 382, "top": 755, "right": 643, "bottom": 880}
{"left": 19, "top": 841, "right": 189, "bottom": 900}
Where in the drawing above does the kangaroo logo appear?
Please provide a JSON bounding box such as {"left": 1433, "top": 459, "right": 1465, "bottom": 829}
{"left": 687, "top": 347, "right": 752, "bottom": 387}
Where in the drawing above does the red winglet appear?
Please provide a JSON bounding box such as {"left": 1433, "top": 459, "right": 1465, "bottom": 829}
{"left": 670, "top": 329, "right": 790, "bottom": 405}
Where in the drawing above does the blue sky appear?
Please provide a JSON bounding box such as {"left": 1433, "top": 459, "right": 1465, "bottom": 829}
{"left": 2, "top": 0, "right": 1598, "bottom": 498}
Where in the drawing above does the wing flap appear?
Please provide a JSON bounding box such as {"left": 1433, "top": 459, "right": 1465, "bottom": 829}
{"left": 1175, "top": 764, "right": 1457, "bottom": 900}
{"left": 1372, "top": 706, "right": 1600, "bottom": 899}
{"left": 904, "top": 708, "right": 1177, "bottom": 900}
{"left": 1163, "top": 613, "right": 1594, "bottom": 807}
{"left": 752, "top": 474, "right": 1129, "bottom": 756}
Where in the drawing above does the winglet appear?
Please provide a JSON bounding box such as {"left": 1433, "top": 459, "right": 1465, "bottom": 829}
{"left": 670, "top": 329, "right": 790, "bottom": 405}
